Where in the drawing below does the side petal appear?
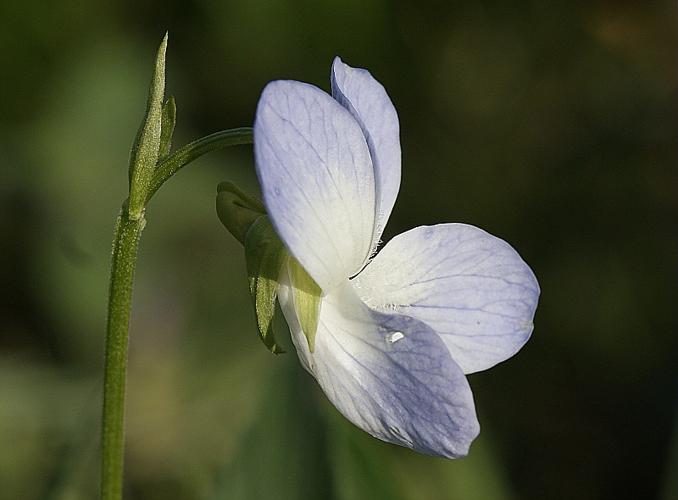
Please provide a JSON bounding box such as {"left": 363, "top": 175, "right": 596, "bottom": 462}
{"left": 331, "top": 57, "right": 401, "bottom": 251}
{"left": 353, "top": 224, "right": 540, "bottom": 374}
{"left": 278, "top": 279, "right": 480, "bottom": 458}
{"left": 254, "top": 80, "right": 376, "bottom": 291}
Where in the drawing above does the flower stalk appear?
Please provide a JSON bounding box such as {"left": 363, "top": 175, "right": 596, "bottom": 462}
{"left": 100, "top": 35, "right": 252, "bottom": 499}
{"left": 148, "top": 127, "right": 253, "bottom": 201}
{"left": 101, "top": 210, "right": 144, "bottom": 500}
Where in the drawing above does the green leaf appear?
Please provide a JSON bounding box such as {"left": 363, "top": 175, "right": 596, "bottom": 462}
{"left": 158, "top": 95, "right": 176, "bottom": 160}
{"left": 244, "top": 216, "right": 288, "bottom": 354}
{"left": 288, "top": 257, "right": 322, "bottom": 352}
{"left": 127, "top": 33, "right": 168, "bottom": 220}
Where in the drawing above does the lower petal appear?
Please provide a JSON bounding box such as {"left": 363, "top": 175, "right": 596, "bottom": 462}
{"left": 278, "top": 277, "right": 479, "bottom": 459}
{"left": 353, "top": 223, "right": 540, "bottom": 374}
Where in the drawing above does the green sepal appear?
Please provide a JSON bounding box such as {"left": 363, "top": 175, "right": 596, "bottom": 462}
{"left": 216, "top": 181, "right": 266, "bottom": 245}
{"left": 288, "top": 257, "right": 322, "bottom": 352}
{"left": 127, "top": 33, "right": 168, "bottom": 220}
{"left": 216, "top": 181, "right": 322, "bottom": 354}
{"left": 244, "top": 216, "right": 288, "bottom": 354}
{"left": 158, "top": 95, "right": 176, "bottom": 160}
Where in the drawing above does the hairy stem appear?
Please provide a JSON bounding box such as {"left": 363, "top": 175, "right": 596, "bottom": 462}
{"left": 101, "top": 210, "right": 144, "bottom": 500}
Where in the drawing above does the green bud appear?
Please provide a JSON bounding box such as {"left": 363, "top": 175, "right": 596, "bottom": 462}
{"left": 244, "top": 216, "right": 288, "bottom": 354}
{"left": 216, "top": 181, "right": 266, "bottom": 245}
{"left": 158, "top": 95, "right": 177, "bottom": 160}
{"left": 287, "top": 257, "right": 322, "bottom": 352}
{"left": 127, "top": 33, "right": 168, "bottom": 220}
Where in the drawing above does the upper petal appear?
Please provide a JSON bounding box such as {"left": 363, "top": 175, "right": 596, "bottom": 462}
{"left": 278, "top": 277, "right": 480, "bottom": 458}
{"left": 254, "top": 80, "right": 376, "bottom": 291}
{"left": 353, "top": 224, "right": 540, "bottom": 374}
{"left": 331, "top": 57, "right": 401, "bottom": 252}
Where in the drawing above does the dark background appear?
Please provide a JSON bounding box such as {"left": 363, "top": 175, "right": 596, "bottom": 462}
{"left": 1, "top": 1, "right": 677, "bottom": 499}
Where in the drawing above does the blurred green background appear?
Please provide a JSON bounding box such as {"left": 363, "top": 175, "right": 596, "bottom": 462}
{"left": 1, "top": 0, "right": 677, "bottom": 499}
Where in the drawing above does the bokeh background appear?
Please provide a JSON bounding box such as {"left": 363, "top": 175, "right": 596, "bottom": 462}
{"left": 1, "top": 1, "right": 677, "bottom": 499}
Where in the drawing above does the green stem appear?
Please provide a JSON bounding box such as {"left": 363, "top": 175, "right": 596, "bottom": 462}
{"left": 101, "top": 127, "right": 252, "bottom": 500}
{"left": 147, "top": 127, "right": 253, "bottom": 201}
{"left": 101, "top": 210, "right": 144, "bottom": 500}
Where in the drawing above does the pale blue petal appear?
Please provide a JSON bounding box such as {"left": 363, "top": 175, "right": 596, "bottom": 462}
{"left": 353, "top": 224, "right": 540, "bottom": 374}
{"left": 331, "top": 57, "right": 401, "bottom": 252}
{"left": 254, "top": 80, "right": 376, "bottom": 291}
{"left": 278, "top": 278, "right": 480, "bottom": 458}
